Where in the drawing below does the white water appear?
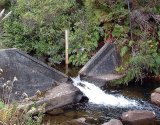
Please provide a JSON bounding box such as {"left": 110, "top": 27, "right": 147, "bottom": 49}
{"left": 72, "top": 76, "right": 137, "bottom": 107}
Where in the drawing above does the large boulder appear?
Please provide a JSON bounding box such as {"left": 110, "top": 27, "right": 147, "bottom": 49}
{"left": 18, "top": 84, "right": 83, "bottom": 113}
{"left": 102, "top": 119, "right": 123, "bottom": 125}
{"left": 151, "top": 92, "right": 160, "bottom": 106}
{"left": 121, "top": 110, "right": 156, "bottom": 125}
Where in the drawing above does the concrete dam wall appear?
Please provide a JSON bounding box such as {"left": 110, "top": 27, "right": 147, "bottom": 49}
{"left": 0, "top": 48, "right": 68, "bottom": 101}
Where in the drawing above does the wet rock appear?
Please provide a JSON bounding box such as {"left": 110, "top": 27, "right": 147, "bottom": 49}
{"left": 60, "top": 118, "right": 89, "bottom": 125}
{"left": 151, "top": 92, "right": 160, "bottom": 106}
{"left": 154, "top": 87, "right": 160, "bottom": 94}
{"left": 102, "top": 119, "right": 123, "bottom": 125}
{"left": 121, "top": 110, "right": 156, "bottom": 125}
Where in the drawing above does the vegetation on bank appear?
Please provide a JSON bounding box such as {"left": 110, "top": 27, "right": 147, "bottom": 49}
{"left": 0, "top": 0, "right": 160, "bottom": 84}
{"left": 0, "top": 76, "right": 45, "bottom": 125}
{"left": 0, "top": 102, "right": 45, "bottom": 125}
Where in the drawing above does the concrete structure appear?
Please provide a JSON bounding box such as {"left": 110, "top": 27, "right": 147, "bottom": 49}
{"left": 0, "top": 44, "right": 124, "bottom": 112}
{"left": 79, "top": 43, "right": 123, "bottom": 82}
{"left": 0, "top": 48, "right": 68, "bottom": 101}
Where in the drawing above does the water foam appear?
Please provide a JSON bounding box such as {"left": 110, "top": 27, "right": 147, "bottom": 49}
{"left": 72, "top": 76, "right": 137, "bottom": 107}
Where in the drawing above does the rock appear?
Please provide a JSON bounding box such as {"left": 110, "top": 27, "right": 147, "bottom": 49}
{"left": 42, "top": 84, "right": 82, "bottom": 109}
{"left": 102, "top": 119, "right": 123, "bottom": 125}
{"left": 154, "top": 87, "right": 160, "bottom": 94}
{"left": 121, "top": 110, "right": 156, "bottom": 125}
{"left": 151, "top": 92, "right": 160, "bottom": 106}
{"left": 60, "top": 118, "right": 88, "bottom": 125}
{"left": 18, "top": 84, "right": 83, "bottom": 114}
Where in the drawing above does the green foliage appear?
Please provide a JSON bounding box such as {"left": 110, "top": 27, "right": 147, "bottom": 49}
{"left": 0, "top": 0, "right": 5, "bottom": 5}
{"left": 0, "top": 100, "right": 46, "bottom": 125}
{"left": 115, "top": 66, "right": 125, "bottom": 73}
{"left": 0, "top": 0, "right": 128, "bottom": 66}
{"left": 96, "top": 0, "right": 128, "bottom": 22}
{"left": 0, "top": 0, "right": 7, "bottom": 6}
{"left": 107, "top": 1, "right": 160, "bottom": 84}
{"left": 115, "top": 40, "right": 160, "bottom": 84}
{"left": 0, "top": 0, "right": 10, "bottom": 9}
{"left": 68, "top": 0, "right": 101, "bottom": 65}
{"left": 0, "top": 104, "right": 16, "bottom": 125}
{"left": 120, "top": 46, "right": 129, "bottom": 57}
{"left": 112, "top": 24, "right": 124, "bottom": 38}
{"left": 0, "top": 101, "right": 5, "bottom": 109}
{"left": 158, "top": 31, "right": 160, "bottom": 37}
{"left": 1, "top": 0, "right": 100, "bottom": 66}
{"left": 25, "top": 115, "right": 44, "bottom": 125}
{"left": 0, "top": 76, "right": 45, "bottom": 125}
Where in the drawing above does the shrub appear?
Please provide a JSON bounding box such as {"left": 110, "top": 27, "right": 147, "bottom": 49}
{"left": 1, "top": 0, "right": 101, "bottom": 66}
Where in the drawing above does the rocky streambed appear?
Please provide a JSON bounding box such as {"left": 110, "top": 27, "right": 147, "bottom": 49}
{"left": 43, "top": 80, "right": 160, "bottom": 125}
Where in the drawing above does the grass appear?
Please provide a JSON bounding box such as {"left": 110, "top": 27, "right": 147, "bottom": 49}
{"left": 0, "top": 75, "right": 46, "bottom": 125}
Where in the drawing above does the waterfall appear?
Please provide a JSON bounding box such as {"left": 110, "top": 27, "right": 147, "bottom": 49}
{"left": 71, "top": 76, "right": 137, "bottom": 107}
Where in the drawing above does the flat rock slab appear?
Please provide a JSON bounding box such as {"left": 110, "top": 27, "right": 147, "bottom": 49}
{"left": 38, "top": 84, "right": 82, "bottom": 111}
{"left": 121, "top": 110, "right": 156, "bottom": 125}
{"left": 151, "top": 92, "right": 160, "bottom": 106}
{"left": 0, "top": 48, "right": 68, "bottom": 101}
{"left": 102, "top": 119, "right": 123, "bottom": 125}
{"left": 19, "top": 84, "right": 82, "bottom": 113}
{"left": 79, "top": 43, "right": 122, "bottom": 82}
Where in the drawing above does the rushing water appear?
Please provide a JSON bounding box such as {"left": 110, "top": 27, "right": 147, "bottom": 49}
{"left": 70, "top": 76, "right": 160, "bottom": 122}
{"left": 44, "top": 65, "right": 160, "bottom": 124}
{"left": 71, "top": 76, "right": 137, "bottom": 107}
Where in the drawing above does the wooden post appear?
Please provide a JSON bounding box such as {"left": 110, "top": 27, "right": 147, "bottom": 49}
{"left": 65, "top": 29, "right": 69, "bottom": 74}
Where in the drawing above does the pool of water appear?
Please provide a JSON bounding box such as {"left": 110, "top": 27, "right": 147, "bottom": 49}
{"left": 44, "top": 65, "right": 160, "bottom": 125}
{"left": 52, "top": 63, "right": 81, "bottom": 77}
